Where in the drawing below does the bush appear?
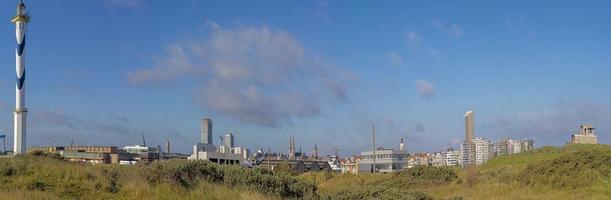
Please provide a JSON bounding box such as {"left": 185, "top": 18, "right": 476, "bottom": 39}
{"left": 517, "top": 145, "right": 611, "bottom": 189}
{"left": 328, "top": 186, "right": 432, "bottom": 200}
{"left": 140, "top": 159, "right": 318, "bottom": 199}
{"left": 389, "top": 165, "right": 458, "bottom": 187}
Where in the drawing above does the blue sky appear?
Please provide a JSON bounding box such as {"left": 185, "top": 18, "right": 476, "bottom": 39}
{"left": 0, "top": 0, "right": 608, "bottom": 155}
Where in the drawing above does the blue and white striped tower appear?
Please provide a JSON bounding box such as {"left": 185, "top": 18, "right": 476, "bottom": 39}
{"left": 11, "top": 0, "right": 29, "bottom": 154}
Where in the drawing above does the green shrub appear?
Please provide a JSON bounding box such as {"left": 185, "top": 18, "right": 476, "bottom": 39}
{"left": 389, "top": 165, "right": 458, "bottom": 188}
{"left": 328, "top": 185, "right": 432, "bottom": 200}
{"left": 517, "top": 145, "right": 611, "bottom": 189}
{"left": 139, "top": 159, "right": 318, "bottom": 199}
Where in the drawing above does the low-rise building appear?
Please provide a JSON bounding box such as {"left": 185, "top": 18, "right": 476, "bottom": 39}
{"left": 340, "top": 157, "right": 359, "bottom": 174}
{"left": 570, "top": 124, "right": 598, "bottom": 144}
{"left": 358, "top": 147, "right": 409, "bottom": 173}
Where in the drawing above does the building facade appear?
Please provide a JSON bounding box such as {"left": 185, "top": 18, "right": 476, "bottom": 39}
{"left": 464, "top": 111, "right": 475, "bottom": 144}
{"left": 358, "top": 148, "right": 409, "bottom": 173}
{"left": 201, "top": 118, "right": 213, "bottom": 144}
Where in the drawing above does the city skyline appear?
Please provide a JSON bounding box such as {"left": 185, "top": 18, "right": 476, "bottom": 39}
{"left": 0, "top": 1, "right": 609, "bottom": 155}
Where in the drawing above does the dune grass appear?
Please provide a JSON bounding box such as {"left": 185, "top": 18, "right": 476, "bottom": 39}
{"left": 300, "top": 144, "right": 611, "bottom": 200}
{"left": 0, "top": 144, "right": 608, "bottom": 199}
{"left": 0, "top": 156, "right": 294, "bottom": 200}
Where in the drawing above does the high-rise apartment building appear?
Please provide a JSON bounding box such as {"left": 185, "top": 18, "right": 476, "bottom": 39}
{"left": 464, "top": 111, "right": 474, "bottom": 144}
{"left": 461, "top": 137, "right": 493, "bottom": 167}
{"left": 473, "top": 137, "right": 493, "bottom": 165}
{"left": 201, "top": 118, "right": 212, "bottom": 144}
{"left": 460, "top": 142, "right": 471, "bottom": 168}
{"left": 495, "top": 138, "right": 534, "bottom": 156}
{"left": 442, "top": 148, "right": 459, "bottom": 166}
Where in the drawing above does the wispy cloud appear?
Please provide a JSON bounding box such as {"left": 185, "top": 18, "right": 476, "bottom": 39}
{"left": 314, "top": 0, "right": 331, "bottom": 21}
{"left": 431, "top": 19, "right": 463, "bottom": 37}
{"left": 505, "top": 14, "right": 525, "bottom": 29}
{"left": 30, "top": 108, "right": 136, "bottom": 135}
{"left": 406, "top": 30, "right": 421, "bottom": 49}
{"left": 416, "top": 80, "right": 436, "bottom": 100}
{"left": 128, "top": 21, "right": 355, "bottom": 127}
{"left": 480, "top": 102, "right": 610, "bottom": 145}
{"left": 405, "top": 30, "right": 444, "bottom": 60}
{"left": 103, "top": 0, "right": 142, "bottom": 8}
{"left": 128, "top": 44, "right": 191, "bottom": 84}
{"left": 387, "top": 52, "right": 403, "bottom": 67}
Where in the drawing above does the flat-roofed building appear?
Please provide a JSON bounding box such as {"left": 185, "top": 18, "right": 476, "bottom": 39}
{"left": 570, "top": 124, "right": 598, "bottom": 144}
{"left": 358, "top": 147, "right": 409, "bottom": 173}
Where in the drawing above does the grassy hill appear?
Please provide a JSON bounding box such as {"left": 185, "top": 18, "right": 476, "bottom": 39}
{"left": 0, "top": 144, "right": 609, "bottom": 199}
{"left": 300, "top": 144, "right": 611, "bottom": 199}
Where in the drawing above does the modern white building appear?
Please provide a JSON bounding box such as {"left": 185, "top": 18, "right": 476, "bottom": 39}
{"left": 358, "top": 147, "right": 409, "bottom": 173}
{"left": 459, "top": 142, "right": 472, "bottom": 168}
{"left": 442, "top": 148, "right": 459, "bottom": 167}
{"left": 473, "top": 137, "right": 493, "bottom": 165}
{"left": 460, "top": 137, "right": 493, "bottom": 167}
{"left": 495, "top": 138, "right": 535, "bottom": 156}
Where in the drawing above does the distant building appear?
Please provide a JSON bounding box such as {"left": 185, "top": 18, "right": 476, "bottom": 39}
{"left": 460, "top": 137, "right": 493, "bottom": 167}
{"left": 201, "top": 118, "right": 213, "bottom": 144}
{"left": 473, "top": 137, "right": 493, "bottom": 165}
{"left": 459, "top": 142, "right": 472, "bottom": 168}
{"left": 191, "top": 119, "right": 250, "bottom": 165}
{"left": 442, "top": 148, "right": 459, "bottom": 167}
{"left": 465, "top": 111, "right": 475, "bottom": 145}
{"left": 288, "top": 136, "right": 296, "bottom": 160}
{"left": 408, "top": 152, "right": 430, "bottom": 168}
{"left": 430, "top": 152, "right": 444, "bottom": 167}
{"left": 224, "top": 132, "right": 234, "bottom": 148}
{"left": 165, "top": 138, "right": 171, "bottom": 154}
{"left": 340, "top": 157, "right": 359, "bottom": 174}
{"left": 27, "top": 145, "right": 140, "bottom": 165}
{"left": 359, "top": 147, "right": 409, "bottom": 173}
{"left": 328, "top": 156, "right": 342, "bottom": 172}
{"left": 495, "top": 138, "right": 534, "bottom": 156}
{"left": 570, "top": 124, "right": 598, "bottom": 144}
{"left": 222, "top": 132, "right": 234, "bottom": 153}
{"left": 123, "top": 144, "right": 160, "bottom": 162}
{"left": 257, "top": 159, "right": 332, "bottom": 174}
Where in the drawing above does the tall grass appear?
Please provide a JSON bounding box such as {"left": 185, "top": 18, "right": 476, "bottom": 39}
{"left": 1, "top": 144, "right": 609, "bottom": 199}
{"left": 0, "top": 156, "right": 300, "bottom": 200}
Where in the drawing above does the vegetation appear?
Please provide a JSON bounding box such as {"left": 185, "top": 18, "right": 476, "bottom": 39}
{"left": 0, "top": 144, "right": 609, "bottom": 199}
{"left": 0, "top": 156, "right": 313, "bottom": 200}
{"left": 300, "top": 144, "right": 611, "bottom": 200}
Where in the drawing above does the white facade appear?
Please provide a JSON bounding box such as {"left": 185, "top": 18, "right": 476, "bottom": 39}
{"left": 358, "top": 148, "right": 409, "bottom": 173}
{"left": 460, "top": 143, "right": 471, "bottom": 168}
{"left": 473, "top": 137, "right": 493, "bottom": 165}
{"left": 461, "top": 137, "right": 493, "bottom": 167}
{"left": 442, "top": 149, "right": 459, "bottom": 166}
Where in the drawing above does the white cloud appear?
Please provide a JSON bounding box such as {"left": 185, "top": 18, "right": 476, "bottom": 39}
{"left": 387, "top": 52, "right": 403, "bottom": 67}
{"left": 103, "top": 0, "right": 142, "bottom": 8}
{"left": 128, "top": 44, "right": 191, "bottom": 84}
{"left": 416, "top": 80, "right": 436, "bottom": 100}
{"left": 406, "top": 31, "right": 421, "bottom": 49}
{"left": 431, "top": 19, "right": 463, "bottom": 37}
{"left": 128, "top": 22, "right": 354, "bottom": 127}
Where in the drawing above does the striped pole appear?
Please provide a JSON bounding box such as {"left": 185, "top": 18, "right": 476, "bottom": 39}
{"left": 12, "top": 1, "right": 29, "bottom": 155}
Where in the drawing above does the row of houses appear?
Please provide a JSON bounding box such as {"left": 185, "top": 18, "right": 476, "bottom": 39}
{"left": 257, "top": 159, "right": 333, "bottom": 174}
